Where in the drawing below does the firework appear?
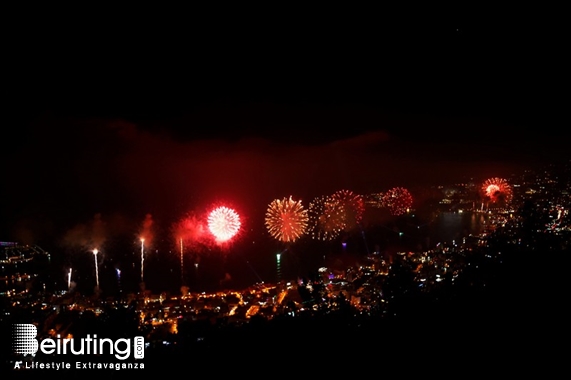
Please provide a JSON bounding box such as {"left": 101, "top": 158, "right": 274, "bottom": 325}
{"left": 180, "top": 237, "right": 184, "bottom": 283}
{"left": 276, "top": 252, "right": 282, "bottom": 282}
{"left": 92, "top": 249, "right": 99, "bottom": 289}
{"left": 138, "top": 214, "right": 154, "bottom": 284}
{"left": 265, "top": 196, "right": 309, "bottom": 243}
{"left": 382, "top": 187, "right": 413, "bottom": 216}
{"left": 481, "top": 177, "right": 513, "bottom": 205}
{"left": 330, "top": 189, "right": 365, "bottom": 230}
{"left": 176, "top": 214, "right": 208, "bottom": 246}
{"left": 308, "top": 195, "right": 344, "bottom": 240}
{"left": 173, "top": 213, "right": 208, "bottom": 285}
{"left": 364, "top": 193, "right": 384, "bottom": 208}
{"left": 140, "top": 238, "right": 145, "bottom": 283}
{"left": 116, "top": 268, "right": 121, "bottom": 290}
{"left": 207, "top": 206, "right": 241, "bottom": 243}
{"left": 67, "top": 268, "right": 72, "bottom": 290}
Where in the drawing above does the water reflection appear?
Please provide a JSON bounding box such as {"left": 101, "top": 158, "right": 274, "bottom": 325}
{"left": 429, "top": 211, "right": 488, "bottom": 245}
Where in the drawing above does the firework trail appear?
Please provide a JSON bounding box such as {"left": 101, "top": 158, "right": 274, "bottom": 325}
{"left": 172, "top": 213, "right": 208, "bottom": 285}
{"left": 92, "top": 248, "right": 99, "bottom": 289}
{"left": 60, "top": 213, "right": 107, "bottom": 292}
{"left": 140, "top": 238, "right": 145, "bottom": 283}
{"left": 138, "top": 214, "right": 154, "bottom": 284}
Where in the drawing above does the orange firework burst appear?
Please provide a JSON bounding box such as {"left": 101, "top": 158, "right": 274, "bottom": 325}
{"left": 207, "top": 206, "right": 241, "bottom": 244}
{"left": 382, "top": 187, "right": 413, "bottom": 216}
{"left": 330, "top": 189, "right": 365, "bottom": 230}
{"left": 481, "top": 177, "right": 513, "bottom": 204}
{"left": 308, "top": 195, "right": 344, "bottom": 241}
{"left": 265, "top": 196, "right": 309, "bottom": 243}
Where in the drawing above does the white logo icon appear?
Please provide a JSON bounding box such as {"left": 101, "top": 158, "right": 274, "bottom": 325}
{"left": 12, "top": 324, "right": 38, "bottom": 356}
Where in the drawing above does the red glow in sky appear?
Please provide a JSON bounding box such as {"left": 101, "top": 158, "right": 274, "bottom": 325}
{"left": 172, "top": 212, "right": 209, "bottom": 250}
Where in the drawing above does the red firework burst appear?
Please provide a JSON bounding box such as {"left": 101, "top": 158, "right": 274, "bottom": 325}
{"left": 481, "top": 177, "right": 513, "bottom": 204}
{"left": 308, "top": 195, "right": 344, "bottom": 241}
{"left": 330, "top": 189, "right": 365, "bottom": 230}
{"left": 382, "top": 187, "right": 413, "bottom": 216}
{"left": 207, "top": 206, "right": 241, "bottom": 243}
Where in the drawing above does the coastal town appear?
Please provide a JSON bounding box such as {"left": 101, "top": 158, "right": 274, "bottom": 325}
{"left": 2, "top": 160, "right": 569, "bottom": 363}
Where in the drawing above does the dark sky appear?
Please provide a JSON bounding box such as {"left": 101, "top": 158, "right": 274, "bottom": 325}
{"left": 1, "top": 14, "right": 568, "bottom": 246}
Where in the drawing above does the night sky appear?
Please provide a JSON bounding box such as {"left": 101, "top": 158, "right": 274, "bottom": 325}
{"left": 1, "top": 13, "right": 569, "bottom": 375}
{"left": 2, "top": 15, "right": 568, "bottom": 247}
